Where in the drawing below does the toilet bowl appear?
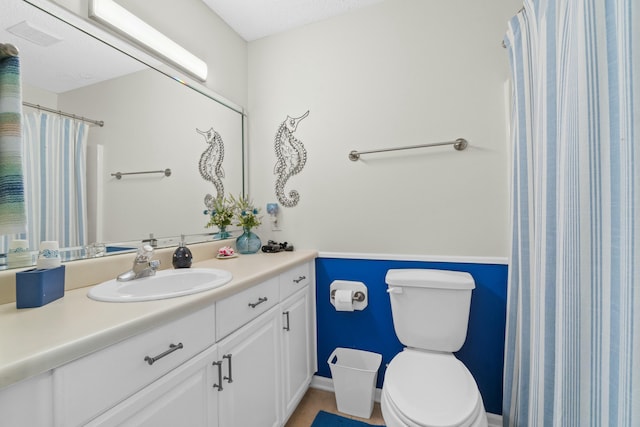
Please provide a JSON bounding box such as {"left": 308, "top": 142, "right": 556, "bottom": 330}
{"left": 382, "top": 269, "right": 488, "bottom": 427}
{"left": 381, "top": 349, "right": 487, "bottom": 427}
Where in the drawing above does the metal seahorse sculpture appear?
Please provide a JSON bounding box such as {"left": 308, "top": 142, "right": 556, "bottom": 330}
{"left": 274, "top": 110, "right": 309, "bottom": 207}
{"left": 197, "top": 127, "right": 225, "bottom": 212}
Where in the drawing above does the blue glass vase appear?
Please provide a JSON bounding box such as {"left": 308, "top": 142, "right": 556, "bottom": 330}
{"left": 214, "top": 225, "right": 231, "bottom": 240}
{"left": 236, "top": 227, "right": 261, "bottom": 254}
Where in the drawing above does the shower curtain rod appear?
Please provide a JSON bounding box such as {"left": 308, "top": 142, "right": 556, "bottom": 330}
{"left": 1, "top": 45, "right": 104, "bottom": 127}
{"left": 22, "top": 102, "right": 105, "bottom": 127}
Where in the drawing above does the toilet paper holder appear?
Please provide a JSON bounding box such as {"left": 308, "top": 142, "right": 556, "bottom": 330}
{"left": 330, "top": 289, "right": 365, "bottom": 302}
{"left": 329, "top": 280, "right": 368, "bottom": 311}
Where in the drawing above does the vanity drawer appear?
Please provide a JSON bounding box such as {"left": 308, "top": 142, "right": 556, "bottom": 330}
{"left": 216, "top": 277, "right": 279, "bottom": 340}
{"left": 280, "top": 262, "right": 311, "bottom": 300}
{"left": 55, "top": 304, "right": 215, "bottom": 427}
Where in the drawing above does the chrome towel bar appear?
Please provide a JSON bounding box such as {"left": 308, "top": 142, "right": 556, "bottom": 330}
{"left": 111, "top": 169, "right": 172, "bottom": 179}
{"left": 348, "top": 138, "right": 468, "bottom": 161}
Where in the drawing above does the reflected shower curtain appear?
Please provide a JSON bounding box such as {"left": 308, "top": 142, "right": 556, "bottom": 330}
{"left": 503, "top": 0, "right": 639, "bottom": 426}
{"left": 21, "top": 111, "right": 89, "bottom": 251}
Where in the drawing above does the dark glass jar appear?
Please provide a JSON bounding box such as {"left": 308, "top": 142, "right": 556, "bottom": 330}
{"left": 172, "top": 235, "right": 192, "bottom": 268}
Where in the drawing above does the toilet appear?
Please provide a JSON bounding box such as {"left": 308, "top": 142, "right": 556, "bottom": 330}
{"left": 381, "top": 269, "right": 488, "bottom": 427}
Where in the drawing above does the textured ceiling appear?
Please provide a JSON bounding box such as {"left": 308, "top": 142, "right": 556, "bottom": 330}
{"left": 201, "top": 0, "right": 385, "bottom": 41}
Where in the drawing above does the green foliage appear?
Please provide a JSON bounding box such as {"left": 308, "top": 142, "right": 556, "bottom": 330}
{"left": 229, "top": 194, "right": 262, "bottom": 229}
{"left": 205, "top": 196, "right": 234, "bottom": 229}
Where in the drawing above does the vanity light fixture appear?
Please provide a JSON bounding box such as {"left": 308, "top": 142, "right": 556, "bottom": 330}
{"left": 88, "top": 0, "right": 208, "bottom": 81}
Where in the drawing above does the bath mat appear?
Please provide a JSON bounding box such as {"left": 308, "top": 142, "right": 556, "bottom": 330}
{"left": 310, "top": 410, "right": 384, "bottom": 427}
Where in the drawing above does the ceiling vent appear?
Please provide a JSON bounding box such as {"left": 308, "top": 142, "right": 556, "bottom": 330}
{"left": 7, "top": 20, "right": 62, "bottom": 47}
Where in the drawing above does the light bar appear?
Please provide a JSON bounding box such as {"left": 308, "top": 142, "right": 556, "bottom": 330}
{"left": 89, "top": 0, "right": 208, "bottom": 81}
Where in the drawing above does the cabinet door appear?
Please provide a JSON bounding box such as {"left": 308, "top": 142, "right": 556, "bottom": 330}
{"left": 0, "top": 372, "right": 53, "bottom": 427}
{"left": 86, "top": 345, "right": 218, "bottom": 427}
{"left": 217, "top": 307, "right": 281, "bottom": 427}
{"left": 281, "top": 287, "right": 313, "bottom": 419}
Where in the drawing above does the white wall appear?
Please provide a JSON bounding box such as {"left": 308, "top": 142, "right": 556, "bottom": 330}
{"left": 46, "top": 0, "right": 520, "bottom": 257}
{"left": 248, "top": 0, "right": 519, "bottom": 258}
{"left": 22, "top": 85, "right": 58, "bottom": 108}
{"left": 59, "top": 69, "right": 244, "bottom": 243}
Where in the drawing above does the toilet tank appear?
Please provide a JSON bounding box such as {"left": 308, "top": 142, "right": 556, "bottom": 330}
{"left": 385, "top": 269, "right": 475, "bottom": 352}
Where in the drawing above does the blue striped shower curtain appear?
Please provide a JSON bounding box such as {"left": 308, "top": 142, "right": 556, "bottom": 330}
{"left": 0, "top": 53, "right": 26, "bottom": 235}
{"left": 20, "top": 111, "right": 89, "bottom": 251}
{"left": 503, "top": 0, "right": 639, "bottom": 426}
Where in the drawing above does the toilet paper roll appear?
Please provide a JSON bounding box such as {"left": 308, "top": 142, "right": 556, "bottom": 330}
{"left": 334, "top": 289, "right": 354, "bottom": 311}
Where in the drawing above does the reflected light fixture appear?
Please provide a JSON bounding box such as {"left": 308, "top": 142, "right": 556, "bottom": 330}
{"left": 89, "top": 0, "right": 208, "bottom": 81}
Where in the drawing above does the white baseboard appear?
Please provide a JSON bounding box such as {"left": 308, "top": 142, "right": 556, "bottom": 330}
{"left": 311, "top": 375, "right": 503, "bottom": 426}
{"left": 311, "top": 374, "right": 383, "bottom": 402}
{"left": 487, "top": 412, "right": 502, "bottom": 427}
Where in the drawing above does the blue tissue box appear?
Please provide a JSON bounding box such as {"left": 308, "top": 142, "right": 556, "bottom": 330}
{"left": 16, "top": 265, "right": 65, "bottom": 308}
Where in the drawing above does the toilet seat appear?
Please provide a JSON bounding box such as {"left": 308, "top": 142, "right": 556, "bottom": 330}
{"left": 381, "top": 349, "right": 486, "bottom": 427}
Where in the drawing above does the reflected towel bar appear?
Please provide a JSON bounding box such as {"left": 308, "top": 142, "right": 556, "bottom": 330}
{"left": 111, "top": 169, "right": 172, "bottom": 179}
{"left": 348, "top": 138, "right": 468, "bottom": 161}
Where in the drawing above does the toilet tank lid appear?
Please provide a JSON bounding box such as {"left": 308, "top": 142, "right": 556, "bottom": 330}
{"left": 385, "top": 269, "right": 475, "bottom": 289}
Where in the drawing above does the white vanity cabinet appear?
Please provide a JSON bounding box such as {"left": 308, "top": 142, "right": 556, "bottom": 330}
{"left": 54, "top": 305, "right": 217, "bottom": 427}
{"left": 280, "top": 263, "right": 315, "bottom": 420}
{"left": 281, "top": 287, "right": 313, "bottom": 419}
{"left": 211, "top": 261, "right": 316, "bottom": 427}
{"left": 1, "top": 259, "right": 316, "bottom": 427}
{"left": 86, "top": 344, "right": 219, "bottom": 427}
{"left": 0, "top": 371, "right": 54, "bottom": 426}
{"left": 216, "top": 307, "right": 282, "bottom": 427}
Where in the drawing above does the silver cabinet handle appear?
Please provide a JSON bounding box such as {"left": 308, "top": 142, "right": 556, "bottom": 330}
{"left": 212, "top": 360, "right": 223, "bottom": 391}
{"left": 248, "top": 297, "right": 268, "bottom": 308}
{"left": 144, "top": 343, "right": 183, "bottom": 365}
{"left": 293, "top": 276, "right": 306, "bottom": 283}
{"left": 283, "top": 311, "right": 290, "bottom": 331}
{"left": 223, "top": 354, "right": 233, "bottom": 383}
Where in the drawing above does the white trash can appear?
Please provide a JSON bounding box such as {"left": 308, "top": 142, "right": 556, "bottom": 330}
{"left": 328, "top": 347, "right": 382, "bottom": 419}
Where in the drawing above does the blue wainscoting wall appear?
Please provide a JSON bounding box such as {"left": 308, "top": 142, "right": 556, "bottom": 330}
{"left": 315, "top": 256, "right": 508, "bottom": 415}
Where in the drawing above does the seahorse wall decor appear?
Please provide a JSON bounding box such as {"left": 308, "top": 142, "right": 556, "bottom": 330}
{"left": 274, "top": 110, "right": 310, "bottom": 207}
{"left": 196, "top": 127, "right": 225, "bottom": 211}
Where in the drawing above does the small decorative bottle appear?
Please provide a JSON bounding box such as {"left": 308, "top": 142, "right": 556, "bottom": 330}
{"left": 172, "top": 235, "right": 193, "bottom": 268}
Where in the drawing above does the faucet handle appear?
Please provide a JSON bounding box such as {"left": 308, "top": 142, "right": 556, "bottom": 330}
{"left": 136, "top": 244, "right": 154, "bottom": 261}
{"left": 149, "top": 260, "right": 161, "bottom": 270}
{"left": 140, "top": 244, "right": 154, "bottom": 254}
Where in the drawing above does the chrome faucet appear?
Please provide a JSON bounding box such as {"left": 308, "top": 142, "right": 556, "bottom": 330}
{"left": 117, "top": 244, "right": 160, "bottom": 282}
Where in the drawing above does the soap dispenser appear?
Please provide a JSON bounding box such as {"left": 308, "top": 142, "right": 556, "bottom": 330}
{"left": 172, "top": 235, "right": 193, "bottom": 268}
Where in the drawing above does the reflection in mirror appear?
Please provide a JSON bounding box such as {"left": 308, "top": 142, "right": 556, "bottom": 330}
{"left": 0, "top": 0, "right": 245, "bottom": 270}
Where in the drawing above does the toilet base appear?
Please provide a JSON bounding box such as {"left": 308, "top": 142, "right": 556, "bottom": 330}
{"left": 381, "top": 387, "right": 488, "bottom": 427}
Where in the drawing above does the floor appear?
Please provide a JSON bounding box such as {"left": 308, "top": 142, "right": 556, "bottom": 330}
{"left": 285, "top": 388, "right": 386, "bottom": 426}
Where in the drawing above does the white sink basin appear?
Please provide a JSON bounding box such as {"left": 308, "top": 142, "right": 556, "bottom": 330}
{"left": 88, "top": 268, "right": 233, "bottom": 302}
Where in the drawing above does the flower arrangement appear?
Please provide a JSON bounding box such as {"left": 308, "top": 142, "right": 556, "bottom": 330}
{"left": 204, "top": 196, "right": 234, "bottom": 230}
{"left": 230, "top": 194, "right": 262, "bottom": 230}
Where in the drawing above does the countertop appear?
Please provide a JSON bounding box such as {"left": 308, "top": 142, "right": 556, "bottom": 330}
{"left": 0, "top": 250, "right": 317, "bottom": 390}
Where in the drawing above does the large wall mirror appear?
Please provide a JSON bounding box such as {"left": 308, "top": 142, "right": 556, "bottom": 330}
{"left": 0, "top": 0, "right": 245, "bottom": 269}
